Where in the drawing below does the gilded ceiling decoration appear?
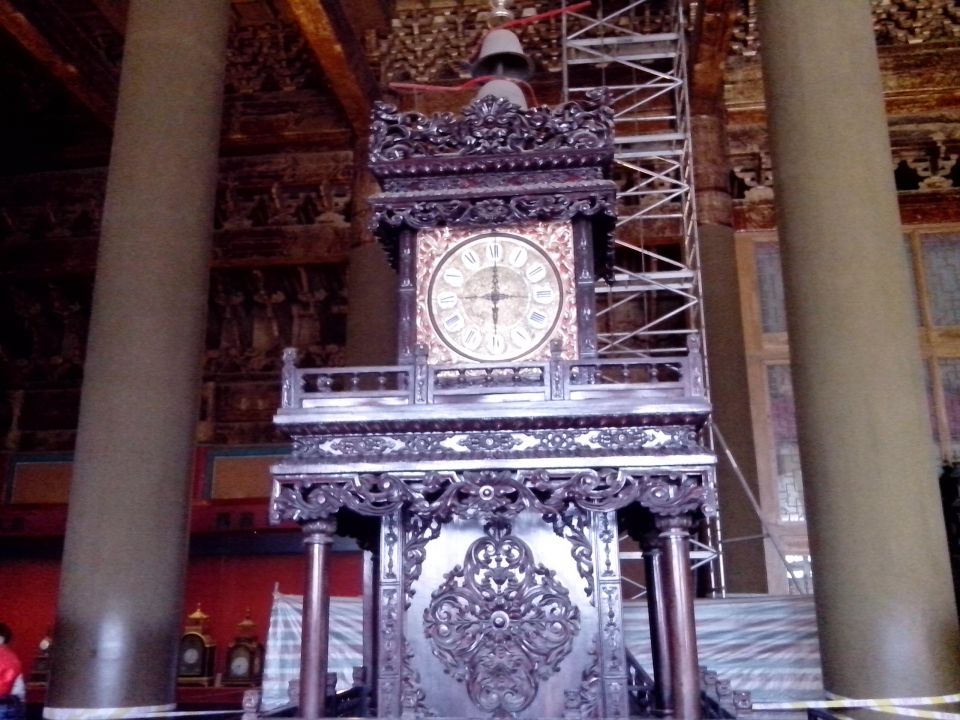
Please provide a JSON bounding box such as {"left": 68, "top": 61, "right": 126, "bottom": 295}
{"left": 730, "top": 0, "right": 960, "bottom": 57}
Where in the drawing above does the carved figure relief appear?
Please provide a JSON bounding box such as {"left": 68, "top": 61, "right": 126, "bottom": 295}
{"left": 729, "top": 0, "right": 960, "bottom": 56}
{"left": 206, "top": 265, "right": 347, "bottom": 376}
{"left": 423, "top": 524, "right": 581, "bottom": 718}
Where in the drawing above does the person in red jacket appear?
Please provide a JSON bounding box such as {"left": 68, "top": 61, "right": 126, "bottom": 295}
{"left": 0, "top": 624, "right": 24, "bottom": 720}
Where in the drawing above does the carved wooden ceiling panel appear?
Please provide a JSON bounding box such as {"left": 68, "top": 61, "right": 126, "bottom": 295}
{"left": 730, "top": 0, "right": 960, "bottom": 57}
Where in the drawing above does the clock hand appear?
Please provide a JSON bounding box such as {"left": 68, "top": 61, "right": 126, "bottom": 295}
{"left": 491, "top": 259, "right": 500, "bottom": 331}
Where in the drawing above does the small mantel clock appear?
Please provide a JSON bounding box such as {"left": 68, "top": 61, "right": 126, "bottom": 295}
{"left": 29, "top": 631, "right": 52, "bottom": 685}
{"left": 177, "top": 605, "right": 216, "bottom": 686}
{"left": 223, "top": 611, "right": 264, "bottom": 686}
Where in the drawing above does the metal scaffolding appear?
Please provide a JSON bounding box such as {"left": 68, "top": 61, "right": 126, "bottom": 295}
{"left": 562, "top": 0, "right": 725, "bottom": 596}
{"left": 563, "top": 0, "right": 703, "bottom": 358}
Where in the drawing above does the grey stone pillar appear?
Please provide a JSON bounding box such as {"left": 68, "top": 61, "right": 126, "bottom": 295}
{"left": 344, "top": 242, "right": 397, "bottom": 365}
{"left": 344, "top": 150, "right": 397, "bottom": 366}
{"left": 758, "top": 1, "right": 960, "bottom": 697}
{"left": 694, "top": 112, "right": 768, "bottom": 594}
{"left": 45, "top": 1, "right": 229, "bottom": 715}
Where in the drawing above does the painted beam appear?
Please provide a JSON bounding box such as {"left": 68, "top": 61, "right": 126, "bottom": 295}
{"left": 281, "top": 0, "right": 380, "bottom": 137}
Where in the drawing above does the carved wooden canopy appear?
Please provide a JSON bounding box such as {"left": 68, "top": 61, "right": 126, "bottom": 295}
{"left": 367, "top": 88, "right": 618, "bottom": 277}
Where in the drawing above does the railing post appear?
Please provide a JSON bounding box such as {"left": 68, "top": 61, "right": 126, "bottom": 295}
{"left": 549, "top": 339, "right": 565, "bottom": 400}
{"left": 686, "top": 334, "right": 705, "bottom": 397}
{"left": 281, "top": 347, "right": 301, "bottom": 408}
{"left": 413, "top": 343, "right": 429, "bottom": 404}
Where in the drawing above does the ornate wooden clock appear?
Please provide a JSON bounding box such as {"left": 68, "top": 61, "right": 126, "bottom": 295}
{"left": 271, "top": 26, "right": 716, "bottom": 720}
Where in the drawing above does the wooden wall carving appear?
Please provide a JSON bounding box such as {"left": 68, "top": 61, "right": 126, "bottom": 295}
{"left": 4, "top": 0, "right": 122, "bottom": 111}
{"left": 728, "top": 129, "right": 960, "bottom": 201}
{"left": 0, "top": 262, "right": 349, "bottom": 451}
{"left": 731, "top": 0, "right": 960, "bottom": 57}
{"left": 206, "top": 264, "right": 348, "bottom": 376}
{"left": 227, "top": 17, "right": 316, "bottom": 95}
{"left": 725, "top": 37, "right": 960, "bottom": 230}
{"left": 363, "top": 0, "right": 684, "bottom": 86}
{"left": 364, "top": 0, "right": 565, "bottom": 84}
{"left": 0, "top": 151, "right": 355, "bottom": 270}
{"left": 223, "top": 8, "right": 351, "bottom": 149}
{"left": 214, "top": 151, "right": 355, "bottom": 264}
{"left": 0, "top": 147, "right": 357, "bottom": 452}
{"left": 1, "top": 0, "right": 354, "bottom": 171}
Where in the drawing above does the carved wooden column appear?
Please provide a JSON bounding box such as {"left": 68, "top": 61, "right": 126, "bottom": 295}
{"left": 301, "top": 517, "right": 337, "bottom": 720}
{"left": 758, "top": 0, "right": 960, "bottom": 698}
{"left": 45, "top": 1, "right": 229, "bottom": 716}
{"left": 395, "top": 228, "right": 417, "bottom": 363}
{"left": 572, "top": 218, "right": 598, "bottom": 359}
{"left": 658, "top": 516, "right": 700, "bottom": 720}
{"left": 643, "top": 536, "right": 673, "bottom": 716}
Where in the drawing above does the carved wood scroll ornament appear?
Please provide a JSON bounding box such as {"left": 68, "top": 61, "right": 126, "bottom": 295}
{"left": 369, "top": 89, "right": 614, "bottom": 163}
{"left": 272, "top": 468, "right": 714, "bottom": 525}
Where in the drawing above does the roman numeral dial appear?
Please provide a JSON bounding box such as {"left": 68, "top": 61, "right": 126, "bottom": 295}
{"left": 427, "top": 232, "right": 563, "bottom": 362}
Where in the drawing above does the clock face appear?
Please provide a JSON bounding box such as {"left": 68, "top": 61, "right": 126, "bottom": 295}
{"left": 178, "top": 634, "right": 206, "bottom": 676}
{"left": 427, "top": 233, "right": 563, "bottom": 362}
{"left": 229, "top": 653, "right": 250, "bottom": 677}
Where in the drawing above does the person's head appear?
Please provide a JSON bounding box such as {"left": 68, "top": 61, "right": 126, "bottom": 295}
{"left": 0, "top": 624, "right": 11, "bottom": 645}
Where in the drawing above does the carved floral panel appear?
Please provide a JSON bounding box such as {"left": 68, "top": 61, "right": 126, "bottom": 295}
{"left": 423, "top": 524, "right": 581, "bottom": 716}
{"left": 402, "top": 513, "right": 600, "bottom": 719}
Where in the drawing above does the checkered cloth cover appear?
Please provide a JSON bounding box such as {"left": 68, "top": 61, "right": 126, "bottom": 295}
{"left": 260, "top": 592, "right": 822, "bottom": 711}
{"left": 260, "top": 593, "right": 364, "bottom": 711}
{"left": 625, "top": 594, "right": 823, "bottom": 702}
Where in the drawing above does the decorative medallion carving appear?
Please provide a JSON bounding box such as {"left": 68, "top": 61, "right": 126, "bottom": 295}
{"left": 383, "top": 512, "right": 400, "bottom": 581}
{"left": 423, "top": 525, "right": 581, "bottom": 717}
{"left": 459, "top": 433, "right": 525, "bottom": 454}
{"left": 600, "top": 585, "right": 623, "bottom": 674}
{"left": 598, "top": 512, "right": 616, "bottom": 579}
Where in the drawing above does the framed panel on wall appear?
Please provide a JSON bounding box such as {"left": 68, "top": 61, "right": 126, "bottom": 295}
{"left": 735, "top": 225, "right": 960, "bottom": 593}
